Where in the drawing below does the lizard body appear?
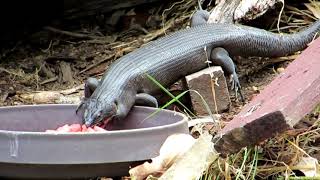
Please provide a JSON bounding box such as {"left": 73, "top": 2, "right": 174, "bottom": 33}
{"left": 78, "top": 11, "right": 320, "bottom": 126}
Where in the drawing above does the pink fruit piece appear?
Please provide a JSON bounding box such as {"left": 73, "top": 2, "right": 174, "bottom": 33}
{"left": 87, "top": 127, "right": 95, "bottom": 132}
{"left": 56, "top": 124, "right": 70, "bottom": 132}
{"left": 81, "top": 124, "right": 88, "bottom": 132}
{"left": 69, "top": 124, "right": 82, "bottom": 132}
{"left": 45, "top": 123, "right": 108, "bottom": 133}
{"left": 93, "top": 126, "right": 107, "bottom": 132}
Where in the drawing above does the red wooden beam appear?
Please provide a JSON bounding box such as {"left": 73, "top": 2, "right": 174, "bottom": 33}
{"left": 214, "top": 38, "right": 320, "bottom": 156}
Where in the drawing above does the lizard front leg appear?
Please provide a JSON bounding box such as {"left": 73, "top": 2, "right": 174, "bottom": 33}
{"left": 84, "top": 77, "right": 100, "bottom": 98}
{"left": 84, "top": 77, "right": 158, "bottom": 109}
{"left": 76, "top": 77, "right": 100, "bottom": 114}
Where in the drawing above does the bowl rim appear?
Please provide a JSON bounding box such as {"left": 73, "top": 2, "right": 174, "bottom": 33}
{"left": 0, "top": 104, "right": 189, "bottom": 136}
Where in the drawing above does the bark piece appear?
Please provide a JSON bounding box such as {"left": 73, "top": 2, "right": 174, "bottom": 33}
{"left": 207, "top": 0, "right": 280, "bottom": 23}
{"left": 59, "top": 61, "right": 74, "bottom": 84}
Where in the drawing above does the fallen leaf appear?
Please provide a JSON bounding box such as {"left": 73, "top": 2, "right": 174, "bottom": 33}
{"left": 129, "top": 133, "right": 196, "bottom": 180}
{"left": 296, "top": 156, "right": 320, "bottom": 177}
{"left": 159, "top": 133, "right": 218, "bottom": 180}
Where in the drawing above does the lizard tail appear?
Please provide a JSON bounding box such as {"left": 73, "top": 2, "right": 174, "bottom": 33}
{"left": 234, "top": 19, "right": 320, "bottom": 57}
{"left": 279, "top": 19, "right": 320, "bottom": 55}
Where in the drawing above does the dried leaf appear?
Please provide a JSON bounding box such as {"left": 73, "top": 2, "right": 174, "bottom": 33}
{"left": 296, "top": 156, "right": 320, "bottom": 177}
{"left": 129, "top": 134, "right": 196, "bottom": 180}
{"left": 159, "top": 133, "right": 218, "bottom": 180}
{"left": 305, "top": 2, "right": 320, "bottom": 19}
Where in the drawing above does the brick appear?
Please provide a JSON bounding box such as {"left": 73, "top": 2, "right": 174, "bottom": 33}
{"left": 185, "top": 66, "right": 230, "bottom": 115}
{"left": 214, "top": 38, "right": 320, "bottom": 156}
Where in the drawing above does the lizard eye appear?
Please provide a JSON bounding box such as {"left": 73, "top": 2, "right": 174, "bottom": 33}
{"left": 95, "top": 110, "right": 103, "bottom": 118}
{"left": 113, "top": 100, "right": 118, "bottom": 108}
{"left": 95, "top": 114, "right": 100, "bottom": 119}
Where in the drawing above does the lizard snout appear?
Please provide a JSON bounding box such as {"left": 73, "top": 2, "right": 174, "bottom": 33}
{"left": 83, "top": 100, "right": 118, "bottom": 127}
{"left": 84, "top": 117, "right": 94, "bottom": 127}
{"left": 83, "top": 108, "right": 100, "bottom": 126}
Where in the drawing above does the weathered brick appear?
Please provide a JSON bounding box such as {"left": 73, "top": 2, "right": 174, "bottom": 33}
{"left": 214, "top": 38, "right": 320, "bottom": 156}
{"left": 185, "top": 66, "right": 230, "bottom": 115}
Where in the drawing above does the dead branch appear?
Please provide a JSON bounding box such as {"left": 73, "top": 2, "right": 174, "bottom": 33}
{"left": 44, "top": 26, "right": 101, "bottom": 40}
{"left": 59, "top": 61, "right": 74, "bottom": 84}
{"left": 40, "top": 76, "right": 58, "bottom": 85}
{"left": 17, "top": 84, "right": 84, "bottom": 104}
{"left": 208, "top": 0, "right": 280, "bottom": 23}
{"left": 78, "top": 54, "right": 114, "bottom": 74}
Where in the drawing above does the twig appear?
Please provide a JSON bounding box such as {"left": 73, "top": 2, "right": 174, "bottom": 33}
{"left": 277, "top": 0, "right": 285, "bottom": 34}
{"left": 60, "top": 84, "right": 84, "bottom": 95}
{"left": 78, "top": 54, "right": 114, "bottom": 74}
{"left": 111, "top": 40, "right": 138, "bottom": 49}
{"left": 44, "top": 26, "right": 100, "bottom": 40}
{"left": 161, "top": 0, "right": 187, "bottom": 35}
{"left": 143, "top": 19, "right": 175, "bottom": 43}
{"left": 0, "top": 67, "right": 23, "bottom": 77}
{"left": 40, "top": 40, "right": 53, "bottom": 53}
{"left": 40, "top": 76, "right": 58, "bottom": 85}
{"left": 257, "top": 165, "right": 315, "bottom": 172}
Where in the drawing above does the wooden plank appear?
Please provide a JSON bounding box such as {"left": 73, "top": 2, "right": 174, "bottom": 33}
{"left": 213, "top": 38, "right": 320, "bottom": 156}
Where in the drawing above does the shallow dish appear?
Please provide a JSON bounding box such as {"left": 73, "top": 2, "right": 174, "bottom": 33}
{"left": 0, "top": 104, "right": 189, "bottom": 179}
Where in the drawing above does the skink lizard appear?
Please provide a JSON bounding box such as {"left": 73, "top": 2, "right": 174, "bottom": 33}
{"left": 77, "top": 10, "right": 320, "bottom": 126}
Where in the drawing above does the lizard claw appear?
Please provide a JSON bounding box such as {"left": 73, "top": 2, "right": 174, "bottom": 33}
{"left": 230, "top": 73, "right": 244, "bottom": 102}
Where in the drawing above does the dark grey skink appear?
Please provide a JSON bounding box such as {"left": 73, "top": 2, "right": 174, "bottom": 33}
{"left": 77, "top": 10, "right": 320, "bottom": 126}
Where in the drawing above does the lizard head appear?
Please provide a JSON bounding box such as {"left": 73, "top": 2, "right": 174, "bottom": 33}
{"left": 82, "top": 98, "right": 116, "bottom": 127}
{"left": 77, "top": 93, "right": 134, "bottom": 127}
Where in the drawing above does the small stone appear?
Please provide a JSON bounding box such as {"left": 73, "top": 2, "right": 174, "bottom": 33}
{"left": 13, "top": 101, "right": 22, "bottom": 105}
{"left": 252, "top": 86, "right": 259, "bottom": 92}
{"left": 185, "top": 66, "right": 230, "bottom": 115}
{"left": 277, "top": 67, "right": 285, "bottom": 73}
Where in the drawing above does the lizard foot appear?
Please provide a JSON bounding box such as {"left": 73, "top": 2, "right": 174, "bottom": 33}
{"left": 135, "top": 93, "right": 158, "bottom": 108}
{"left": 230, "top": 73, "right": 244, "bottom": 102}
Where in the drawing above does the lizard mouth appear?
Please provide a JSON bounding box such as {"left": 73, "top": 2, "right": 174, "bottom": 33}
{"left": 96, "top": 117, "right": 112, "bottom": 129}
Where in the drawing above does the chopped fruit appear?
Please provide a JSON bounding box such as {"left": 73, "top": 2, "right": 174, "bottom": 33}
{"left": 94, "top": 126, "right": 107, "bottom": 132}
{"left": 45, "top": 123, "right": 107, "bottom": 133}
{"left": 81, "top": 124, "right": 88, "bottom": 132}
{"left": 69, "top": 124, "right": 82, "bottom": 132}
